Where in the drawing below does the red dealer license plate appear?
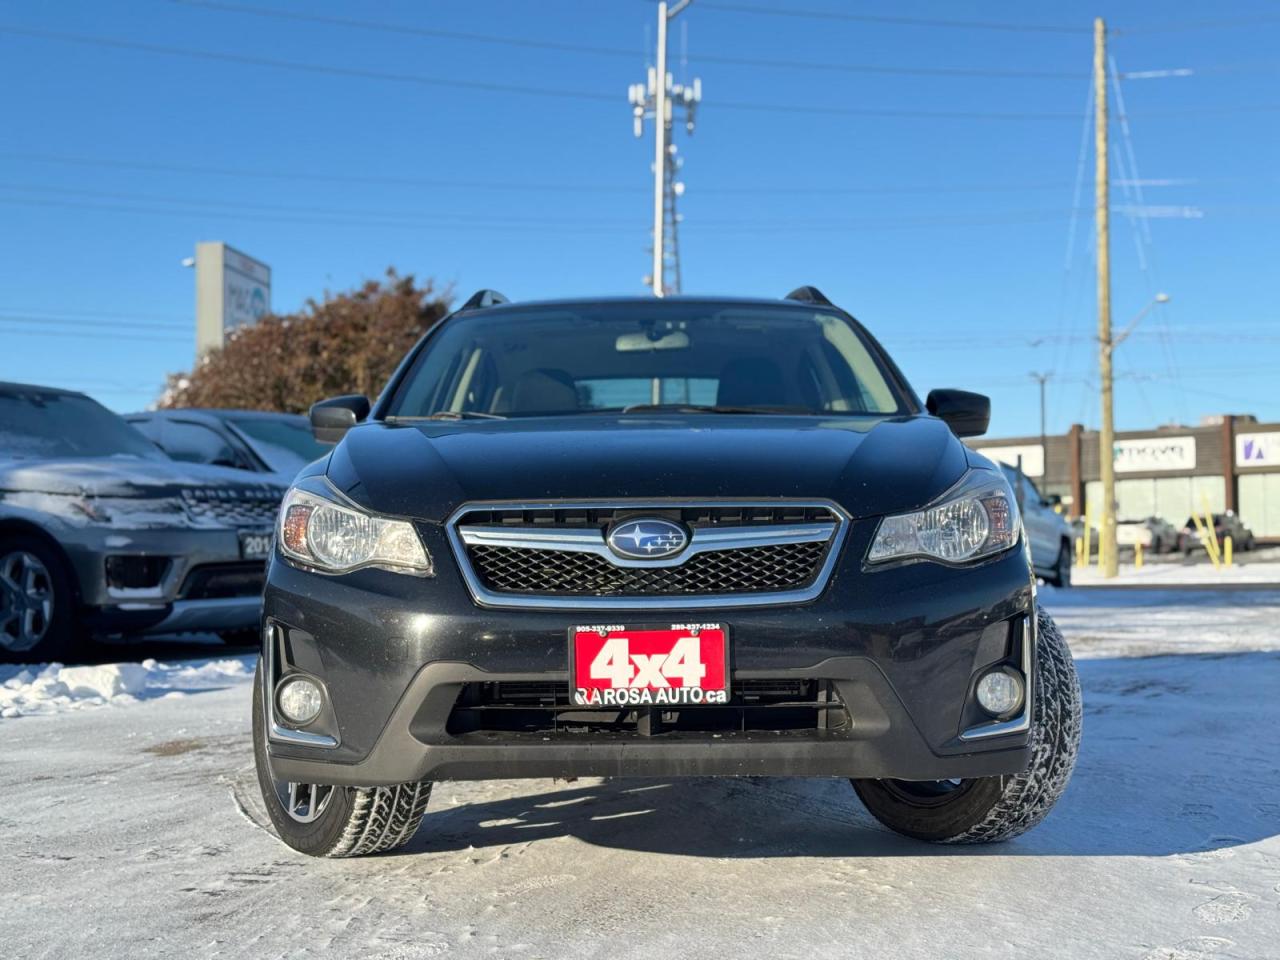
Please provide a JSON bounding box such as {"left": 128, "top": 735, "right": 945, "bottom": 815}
{"left": 570, "top": 623, "right": 730, "bottom": 708}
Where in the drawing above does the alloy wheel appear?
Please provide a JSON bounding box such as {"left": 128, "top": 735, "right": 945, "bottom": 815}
{"left": 274, "top": 779, "right": 336, "bottom": 823}
{"left": 0, "top": 551, "right": 55, "bottom": 653}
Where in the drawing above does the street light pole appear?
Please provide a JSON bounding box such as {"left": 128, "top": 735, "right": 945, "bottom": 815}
{"left": 1094, "top": 17, "right": 1119, "bottom": 577}
{"left": 1030, "top": 371, "right": 1051, "bottom": 477}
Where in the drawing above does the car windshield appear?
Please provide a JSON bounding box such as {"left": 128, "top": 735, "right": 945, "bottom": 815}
{"left": 0, "top": 388, "right": 165, "bottom": 460}
{"left": 385, "top": 302, "right": 907, "bottom": 419}
{"left": 229, "top": 416, "right": 329, "bottom": 471}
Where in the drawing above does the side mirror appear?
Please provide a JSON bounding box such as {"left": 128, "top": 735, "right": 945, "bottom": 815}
{"left": 1046, "top": 493, "right": 1063, "bottom": 508}
{"left": 926, "top": 388, "right": 991, "bottom": 438}
{"left": 310, "top": 394, "right": 370, "bottom": 444}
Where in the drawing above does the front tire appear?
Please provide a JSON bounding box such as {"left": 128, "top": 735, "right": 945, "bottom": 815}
{"left": 251, "top": 660, "right": 432, "bottom": 857}
{"left": 0, "top": 535, "right": 89, "bottom": 663}
{"left": 851, "top": 606, "right": 1081, "bottom": 843}
{"left": 1048, "top": 540, "right": 1072, "bottom": 588}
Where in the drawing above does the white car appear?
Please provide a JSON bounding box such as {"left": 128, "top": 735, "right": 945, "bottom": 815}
{"left": 997, "top": 462, "right": 1074, "bottom": 586}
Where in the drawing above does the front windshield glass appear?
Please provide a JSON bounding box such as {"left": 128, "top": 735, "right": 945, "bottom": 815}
{"left": 385, "top": 303, "right": 906, "bottom": 419}
{"left": 0, "top": 387, "right": 165, "bottom": 459}
{"left": 229, "top": 416, "right": 328, "bottom": 470}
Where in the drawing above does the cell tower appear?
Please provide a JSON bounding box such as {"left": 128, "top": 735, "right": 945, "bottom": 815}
{"left": 628, "top": 1, "right": 701, "bottom": 297}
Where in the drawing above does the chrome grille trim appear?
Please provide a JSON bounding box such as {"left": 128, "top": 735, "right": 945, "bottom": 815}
{"left": 458, "top": 521, "right": 836, "bottom": 570}
{"left": 446, "top": 499, "right": 849, "bottom": 610}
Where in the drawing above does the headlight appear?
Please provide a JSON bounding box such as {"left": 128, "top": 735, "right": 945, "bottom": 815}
{"left": 867, "top": 469, "right": 1019, "bottom": 565}
{"left": 278, "top": 482, "right": 433, "bottom": 576}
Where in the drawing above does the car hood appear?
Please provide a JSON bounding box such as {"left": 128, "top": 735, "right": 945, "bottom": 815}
{"left": 0, "top": 456, "right": 285, "bottom": 498}
{"left": 325, "top": 414, "right": 970, "bottom": 523}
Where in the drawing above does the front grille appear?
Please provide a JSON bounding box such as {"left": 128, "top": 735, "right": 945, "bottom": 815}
{"left": 469, "top": 540, "right": 827, "bottom": 595}
{"left": 445, "top": 679, "right": 849, "bottom": 736}
{"left": 449, "top": 500, "right": 847, "bottom": 607}
{"left": 181, "top": 487, "right": 281, "bottom": 528}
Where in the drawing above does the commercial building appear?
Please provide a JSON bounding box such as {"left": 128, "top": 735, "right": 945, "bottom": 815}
{"left": 972, "top": 415, "right": 1280, "bottom": 542}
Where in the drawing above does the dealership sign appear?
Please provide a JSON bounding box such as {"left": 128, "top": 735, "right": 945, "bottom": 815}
{"left": 1236, "top": 432, "right": 1280, "bottom": 467}
{"left": 1113, "top": 437, "right": 1196, "bottom": 473}
{"left": 195, "top": 241, "right": 272, "bottom": 356}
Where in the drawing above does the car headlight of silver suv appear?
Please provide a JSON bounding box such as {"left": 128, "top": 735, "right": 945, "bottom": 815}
{"left": 867, "top": 468, "right": 1020, "bottom": 565}
{"left": 278, "top": 480, "right": 433, "bottom": 576}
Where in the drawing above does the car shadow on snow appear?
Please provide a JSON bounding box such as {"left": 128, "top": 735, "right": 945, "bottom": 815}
{"left": 391, "top": 649, "right": 1280, "bottom": 861}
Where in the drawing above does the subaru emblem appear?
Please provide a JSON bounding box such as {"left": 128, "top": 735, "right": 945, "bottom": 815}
{"left": 606, "top": 518, "right": 689, "bottom": 561}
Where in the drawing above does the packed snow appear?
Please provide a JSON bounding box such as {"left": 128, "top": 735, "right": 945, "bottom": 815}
{"left": 1, "top": 589, "right": 1277, "bottom": 958}
{"left": 0, "top": 655, "right": 253, "bottom": 719}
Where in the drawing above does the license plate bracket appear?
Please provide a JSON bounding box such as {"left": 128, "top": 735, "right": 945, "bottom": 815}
{"left": 569, "top": 622, "right": 730, "bottom": 708}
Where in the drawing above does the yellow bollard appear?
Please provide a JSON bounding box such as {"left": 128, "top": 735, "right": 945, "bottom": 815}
{"left": 1224, "top": 535, "right": 1233, "bottom": 568}
{"left": 1075, "top": 536, "right": 1085, "bottom": 567}
{"left": 1190, "top": 510, "right": 1221, "bottom": 570}
{"left": 1135, "top": 541, "right": 1144, "bottom": 570}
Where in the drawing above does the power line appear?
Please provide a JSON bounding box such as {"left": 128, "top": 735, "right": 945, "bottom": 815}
{"left": 0, "top": 325, "right": 188, "bottom": 344}
{"left": 166, "top": 0, "right": 639, "bottom": 58}
{"left": 0, "top": 27, "right": 1098, "bottom": 121}
{"left": 0, "top": 152, "right": 1100, "bottom": 196}
{"left": 684, "top": 2, "right": 1088, "bottom": 34}
{"left": 6, "top": 26, "right": 1271, "bottom": 122}
{"left": 0, "top": 314, "right": 187, "bottom": 332}
{"left": 0, "top": 26, "right": 618, "bottom": 103}
{"left": 169, "top": 0, "right": 1090, "bottom": 81}
{"left": 689, "top": 2, "right": 1280, "bottom": 36}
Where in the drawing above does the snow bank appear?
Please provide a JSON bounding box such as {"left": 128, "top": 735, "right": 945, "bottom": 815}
{"left": 0, "top": 655, "right": 253, "bottom": 719}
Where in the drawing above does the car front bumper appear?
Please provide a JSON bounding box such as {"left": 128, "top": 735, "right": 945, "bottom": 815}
{"left": 262, "top": 520, "right": 1038, "bottom": 785}
{"left": 57, "top": 525, "right": 267, "bottom": 635}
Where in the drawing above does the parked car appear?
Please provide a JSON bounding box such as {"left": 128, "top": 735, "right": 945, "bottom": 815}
{"left": 0, "top": 382, "right": 286, "bottom": 661}
{"left": 1178, "top": 511, "right": 1256, "bottom": 555}
{"left": 252, "top": 288, "right": 1082, "bottom": 858}
{"left": 125, "top": 409, "right": 328, "bottom": 484}
{"left": 996, "top": 462, "right": 1073, "bottom": 586}
{"left": 1116, "top": 516, "right": 1179, "bottom": 553}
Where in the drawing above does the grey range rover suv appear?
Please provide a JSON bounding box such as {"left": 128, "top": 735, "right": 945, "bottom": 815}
{"left": 0, "top": 383, "right": 285, "bottom": 661}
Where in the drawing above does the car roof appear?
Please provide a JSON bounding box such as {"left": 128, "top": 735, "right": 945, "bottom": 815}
{"left": 454, "top": 295, "right": 837, "bottom": 316}
{"left": 127, "top": 408, "right": 307, "bottom": 421}
{"left": 0, "top": 380, "right": 91, "bottom": 399}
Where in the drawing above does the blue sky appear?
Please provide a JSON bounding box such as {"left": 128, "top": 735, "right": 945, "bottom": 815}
{"left": 0, "top": 0, "right": 1276, "bottom": 438}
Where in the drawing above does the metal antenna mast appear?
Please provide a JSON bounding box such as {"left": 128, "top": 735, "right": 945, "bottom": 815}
{"left": 629, "top": 0, "right": 700, "bottom": 297}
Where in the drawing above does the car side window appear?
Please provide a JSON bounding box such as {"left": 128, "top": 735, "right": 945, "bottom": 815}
{"left": 163, "top": 420, "right": 245, "bottom": 468}
{"left": 1022, "top": 472, "right": 1046, "bottom": 505}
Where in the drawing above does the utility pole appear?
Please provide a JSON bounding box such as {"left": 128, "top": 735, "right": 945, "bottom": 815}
{"left": 1094, "top": 16, "right": 1118, "bottom": 578}
{"left": 1031, "top": 371, "right": 1051, "bottom": 478}
{"left": 629, "top": 1, "right": 700, "bottom": 297}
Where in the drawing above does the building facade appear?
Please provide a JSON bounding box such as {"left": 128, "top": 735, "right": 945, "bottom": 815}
{"left": 971, "top": 415, "right": 1280, "bottom": 542}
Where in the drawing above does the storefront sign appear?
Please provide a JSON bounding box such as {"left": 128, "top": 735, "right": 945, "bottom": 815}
{"left": 1236, "top": 432, "right": 1280, "bottom": 468}
{"left": 1113, "top": 437, "right": 1196, "bottom": 473}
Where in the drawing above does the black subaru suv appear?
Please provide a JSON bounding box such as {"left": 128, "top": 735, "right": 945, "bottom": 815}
{"left": 254, "top": 289, "right": 1081, "bottom": 857}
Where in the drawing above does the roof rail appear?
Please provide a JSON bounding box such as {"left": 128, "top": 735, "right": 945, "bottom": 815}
{"left": 784, "top": 286, "right": 833, "bottom": 306}
{"left": 460, "top": 289, "right": 510, "bottom": 310}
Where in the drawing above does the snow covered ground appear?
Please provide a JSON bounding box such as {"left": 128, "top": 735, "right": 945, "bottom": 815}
{"left": 1074, "top": 559, "right": 1280, "bottom": 587}
{"left": 1, "top": 589, "right": 1277, "bottom": 959}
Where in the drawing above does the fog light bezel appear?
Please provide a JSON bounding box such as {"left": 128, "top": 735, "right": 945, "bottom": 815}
{"left": 275, "top": 675, "right": 324, "bottom": 726}
{"left": 975, "top": 666, "right": 1025, "bottom": 718}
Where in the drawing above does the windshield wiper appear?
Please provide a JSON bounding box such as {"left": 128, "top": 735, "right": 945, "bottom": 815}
{"left": 619, "top": 403, "right": 812, "bottom": 416}
{"left": 388, "top": 411, "right": 508, "bottom": 422}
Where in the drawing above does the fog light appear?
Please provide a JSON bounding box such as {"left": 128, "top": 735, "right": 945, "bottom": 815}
{"left": 976, "top": 668, "right": 1024, "bottom": 717}
{"left": 276, "top": 676, "right": 323, "bottom": 725}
